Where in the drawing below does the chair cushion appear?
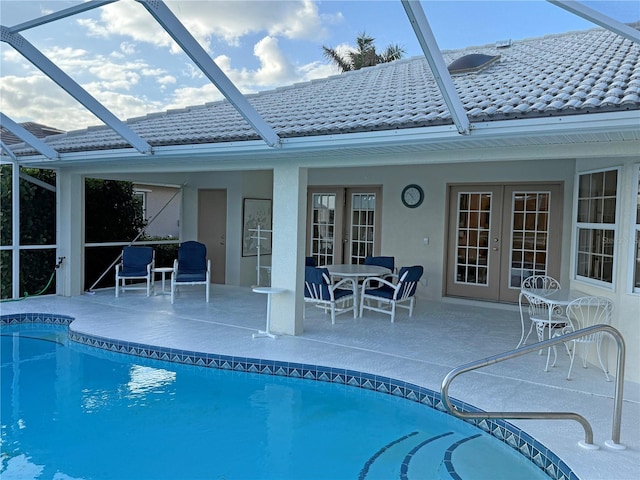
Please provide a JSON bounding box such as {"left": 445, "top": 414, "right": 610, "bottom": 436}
{"left": 333, "top": 287, "right": 352, "bottom": 300}
{"left": 364, "top": 256, "right": 395, "bottom": 271}
{"left": 178, "top": 241, "right": 207, "bottom": 274}
{"left": 120, "top": 267, "right": 149, "bottom": 277}
{"left": 175, "top": 272, "right": 206, "bottom": 283}
{"left": 364, "top": 284, "right": 395, "bottom": 299}
{"left": 397, "top": 265, "right": 423, "bottom": 296}
{"left": 120, "top": 247, "right": 153, "bottom": 276}
{"left": 304, "top": 266, "right": 331, "bottom": 300}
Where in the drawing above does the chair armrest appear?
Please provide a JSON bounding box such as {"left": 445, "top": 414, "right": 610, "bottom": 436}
{"left": 332, "top": 276, "right": 356, "bottom": 291}
{"left": 171, "top": 259, "right": 178, "bottom": 278}
{"left": 384, "top": 272, "right": 399, "bottom": 283}
{"left": 361, "top": 276, "right": 396, "bottom": 290}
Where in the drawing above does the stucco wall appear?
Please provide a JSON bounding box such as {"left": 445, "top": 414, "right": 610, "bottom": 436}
{"left": 75, "top": 157, "right": 639, "bottom": 381}
{"left": 309, "top": 159, "right": 576, "bottom": 300}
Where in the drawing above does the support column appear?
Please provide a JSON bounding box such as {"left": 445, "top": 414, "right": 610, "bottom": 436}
{"left": 11, "top": 162, "right": 20, "bottom": 299}
{"left": 269, "top": 165, "right": 307, "bottom": 335}
{"left": 57, "top": 171, "right": 84, "bottom": 296}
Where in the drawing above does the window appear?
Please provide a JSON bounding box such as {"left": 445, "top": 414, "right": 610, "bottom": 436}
{"left": 633, "top": 166, "right": 640, "bottom": 293}
{"left": 133, "top": 189, "right": 148, "bottom": 220}
{"left": 575, "top": 168, "right": 618, "bottom": 285}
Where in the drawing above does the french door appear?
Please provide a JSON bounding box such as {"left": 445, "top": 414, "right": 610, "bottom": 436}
{"left": 446, "top": 183, "right": 563, "bottom": 303}
{"left": 307, "top": 187, "right": 382, "bottom": 266}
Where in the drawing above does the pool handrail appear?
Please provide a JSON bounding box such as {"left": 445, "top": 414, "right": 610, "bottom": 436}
{"left": 441, "top": 324, "right": 626, "bottom": 450}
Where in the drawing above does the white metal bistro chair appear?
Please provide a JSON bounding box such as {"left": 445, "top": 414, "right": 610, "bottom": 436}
{"left": 517, "top": 275, "right": 563, "bottom": 348}
{"left": 562, "top": 296, "right": 614, "bottom": 381}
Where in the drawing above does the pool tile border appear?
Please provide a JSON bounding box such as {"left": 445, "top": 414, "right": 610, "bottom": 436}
{"left": 1, "top": 313, "right": 575, "bottom": 480}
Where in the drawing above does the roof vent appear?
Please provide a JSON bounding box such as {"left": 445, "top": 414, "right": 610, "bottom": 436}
{"left": 496, "top": 39, "right": 512, "bottom": 49}
{"left": 447, "top": 53, "right": 500, "bottom": 74}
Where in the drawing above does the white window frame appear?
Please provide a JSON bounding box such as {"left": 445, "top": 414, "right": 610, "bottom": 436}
{"left": 630, "top": 164, "right": 640, "bottom": 295}
{"left": 133, "top": 188, "right": 150, "bottom": 221}
{"left": 573, "top": 166, "right": 620, "bottom": 289}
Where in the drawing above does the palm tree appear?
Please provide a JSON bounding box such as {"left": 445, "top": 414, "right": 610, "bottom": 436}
{"left": 322, "top": 32, "right": 405, "bottom": 72}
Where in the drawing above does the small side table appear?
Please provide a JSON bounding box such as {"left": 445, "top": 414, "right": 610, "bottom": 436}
{"left": 252, "top": 286, "right": 286, "bottom": 339}
{"left": 153, "top": 267, "right": 174, "bottom": 295}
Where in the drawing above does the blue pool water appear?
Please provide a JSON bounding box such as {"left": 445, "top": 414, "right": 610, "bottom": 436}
{"left": 1, "top": 324, "right": 550, "bottom": 480}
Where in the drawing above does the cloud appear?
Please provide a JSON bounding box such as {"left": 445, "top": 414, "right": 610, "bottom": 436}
{"left": 165, "top": 83, "right": 225, "bottom": 111}
{"left": 77, "top": 0, "right": 331, "bottom": 51}
{"left": 0, "top": 0, "right": 343, "bottom": 131}
{"left": 157, "top": 75, "right": 177, "bottom": 86}
{"left": 41, "top": 46, "right": 169, "bottom": 92}
{"left": 0, "top": 75, "right": 100, "bottom": 131}
{"left": 120, "top": 42, "right": 137, "bottom": 56}
{"left": 253, "top": 36, "right": 296, "bottom": 85}
{"left": 77, "top": 1, "right": 178, "bottom": 52}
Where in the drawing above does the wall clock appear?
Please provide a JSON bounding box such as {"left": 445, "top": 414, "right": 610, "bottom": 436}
{"left": 401, "top": 184, "right": 424, "bottom": 208}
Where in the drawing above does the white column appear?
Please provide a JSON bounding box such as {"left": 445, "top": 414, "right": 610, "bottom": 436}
{"left": 11, "top": 162, "right": 20, "bottom": 299}
{"left": 269, "top": 165, "right": 307, "bottom": 335}
{"left": 57, "top": 171, "right": 84, "bottom": 296}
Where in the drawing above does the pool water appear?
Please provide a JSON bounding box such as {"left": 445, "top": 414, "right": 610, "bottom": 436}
{"left": 1, "top": 325, "right": 549, "bottom": 480}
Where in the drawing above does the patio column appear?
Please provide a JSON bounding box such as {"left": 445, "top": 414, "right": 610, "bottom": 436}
{"left": 57, "top": 170, "right": 84, "bottom": 296}
{"left": 269, "top": 164, "right": 307, "bottom": 335}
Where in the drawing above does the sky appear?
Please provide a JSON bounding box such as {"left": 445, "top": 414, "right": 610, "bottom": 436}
{"left": 1, "top": 0, "right": 639, "bottom": 133}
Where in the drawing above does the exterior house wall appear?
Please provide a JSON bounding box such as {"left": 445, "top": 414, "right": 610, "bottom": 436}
{"left": 179, "top": 170, "right": 272, "bottom": 286}
{"left": 568, "top": 157, "right": 640, "bottom": 383}
{"left": 309, "top": 158, "right": 576, "bottom": 300}
{"left": 133, "top": 184, "right": 180, "bottom": 238}
{"left": 61, "top": 155, "right": 639, "bottom": 381}
{"left": 308, "top": 157, "right": 639, "bottom": 381}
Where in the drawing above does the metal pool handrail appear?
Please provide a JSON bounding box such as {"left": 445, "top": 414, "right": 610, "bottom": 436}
{"left": 440, "top": 324, "right": 626, "bottom": 450}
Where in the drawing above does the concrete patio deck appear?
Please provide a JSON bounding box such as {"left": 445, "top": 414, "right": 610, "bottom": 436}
{"left": 1, "top": 284, "right": 638, "bottom": 480}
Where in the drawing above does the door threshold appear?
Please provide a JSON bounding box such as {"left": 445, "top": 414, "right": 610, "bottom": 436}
{"left": 442, "top": 295, "right": 519, "bottom": 312}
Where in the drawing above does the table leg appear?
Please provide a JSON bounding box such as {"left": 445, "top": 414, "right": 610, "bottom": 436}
{"left": 253, "top": 293, "right": 278, "bottom": 339}
{"left": 544, "top": 309, "right": 557, "bottom": 372}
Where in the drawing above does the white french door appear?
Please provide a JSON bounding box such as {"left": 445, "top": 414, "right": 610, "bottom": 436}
{"left": 446, "top": 183, "right": 563, "bottom": 303}
{"left": 307, "top": 187, "right": 381, "bottom": 266}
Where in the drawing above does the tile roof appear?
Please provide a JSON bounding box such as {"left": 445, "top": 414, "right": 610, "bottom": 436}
{"left": 1, "top": 122, "right": 65, "bottom": 145}
{"left": 11, "top": 25, "right": 640, "bottom": 155}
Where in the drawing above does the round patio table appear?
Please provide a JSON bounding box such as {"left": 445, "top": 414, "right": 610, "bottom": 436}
{"left": 325, "top": 264, "right": 392, "bottom": 307}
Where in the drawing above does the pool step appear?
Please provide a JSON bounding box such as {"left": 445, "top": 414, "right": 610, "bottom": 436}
{"left": 360, "top": 430, "right": 468, "bottom": 480}
{"left": 361, "top": 430, "right": 545, "bottom": 480}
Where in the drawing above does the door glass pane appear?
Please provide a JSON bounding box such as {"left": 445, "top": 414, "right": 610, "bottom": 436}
{"left": 455, "top": 192, "right": 491, "bottom": 286}
{"left": 509, "top": 191, "right": 550, "bottom": 288}
{"left": 310, "top": 193, "right": 335, "bottom": 266}
{"left": 350, "top": 193, "right": 376, "bottom": 264}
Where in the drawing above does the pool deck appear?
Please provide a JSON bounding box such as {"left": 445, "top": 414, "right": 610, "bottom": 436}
{"left": 1, "top": 285, "right": 638, "bottom": 480}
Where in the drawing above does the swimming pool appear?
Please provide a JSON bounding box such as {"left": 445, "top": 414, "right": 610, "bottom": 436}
{"left": 1, "top": 317, "right": 567, "bottom": 479}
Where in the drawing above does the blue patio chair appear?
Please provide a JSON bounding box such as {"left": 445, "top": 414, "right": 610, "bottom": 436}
{"left": 115, "top": 246, "right": 154, "bottom": 297}
{"left": 305, "top": 256, "right": 317, "bottom": 267}
{"left": 359, "top": 265, "right": 423, "bottom": 323}
{"left": 364, "top": 255, "right": 395, "bottom": 284}
{"left": 171, "top": 241, "right": 211, "bottom": 304}
{"left": 304, "top": 266, "right": 356, "bottom": 324}
{"left": 364, "top": 255, "right": 395, "bottom": 272}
